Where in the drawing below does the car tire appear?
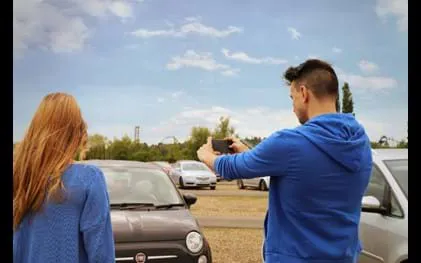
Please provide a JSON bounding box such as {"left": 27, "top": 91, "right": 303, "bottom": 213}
{"left": 179, "top": 177, "right": 185, "bottom": 189}
{"left": 259, "top": 180, "right": 268, "bottom": 191}
{"left": 237, "top": 179, "right": 244, "bottom": 189}
{"left": 210, "top": 186, "right": 216, "bottom": 190}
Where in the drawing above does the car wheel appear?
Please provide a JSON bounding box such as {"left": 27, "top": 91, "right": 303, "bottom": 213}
{"left": 259, "top": 180, "right": 268, "bottom": 191}
{"left": 179, "top": 177, "right": 185, "bottom": 189}
{"left": 210, "top": 186, "right": 216, "bottom": 190}
{"left": 237, "top": 179, "right": 244, "bottom": 189}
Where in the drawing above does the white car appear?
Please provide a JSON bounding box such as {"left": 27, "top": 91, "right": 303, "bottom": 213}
{"left": 237, "top": 176, "right": 270, "bottom": 191}
{"left": 358, "top": 149, "right": 407, "bottom": 263}
{"left": 172, "top": 160, "right": 217, "bottom": 190}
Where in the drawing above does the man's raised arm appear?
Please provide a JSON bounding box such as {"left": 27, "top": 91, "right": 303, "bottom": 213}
{"left": 197, "top": 132, "right": 290, "bottom": 180}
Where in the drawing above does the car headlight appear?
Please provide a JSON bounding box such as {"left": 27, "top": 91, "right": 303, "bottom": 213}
{"left": 186, "top": 231, "right": 203, "bottom": 253}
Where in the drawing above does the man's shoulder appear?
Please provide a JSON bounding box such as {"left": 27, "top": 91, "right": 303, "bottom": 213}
{"left": 267, "top": 127, "right": 304, "bottom": 141}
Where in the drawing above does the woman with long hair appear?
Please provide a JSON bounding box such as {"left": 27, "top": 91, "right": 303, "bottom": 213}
{"left": 13, "top": 93, "right": 115, "bottom": 263}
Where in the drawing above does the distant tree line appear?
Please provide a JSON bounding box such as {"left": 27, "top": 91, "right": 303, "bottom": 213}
{"left": 13, "top": 83, "right": 407, "bottom": 162}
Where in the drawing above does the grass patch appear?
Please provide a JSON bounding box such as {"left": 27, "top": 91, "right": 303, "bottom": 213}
{"left": 214, "top": 183, "right": 238, "bottom": 191}
{"left": 203, "top": 227, "right": 264, "bottom": 263}
{"left": 191, "top": 196, "right": 267, "bottom": 217}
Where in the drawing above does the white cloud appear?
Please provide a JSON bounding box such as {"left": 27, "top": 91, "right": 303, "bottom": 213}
{"left": 108, "top": 1, "right": 133, "bottom": 19}
{"left": 307, "top": 54, "right": 321, "bottom": 59}
{"left": 221, "top": 69, "right": 240, "bottom": 76}
{"left": 171, "top": 90, "right": 184, "bottom": 99}
{"left": 13, "top": 0, "right": 135, "bottom": 56}
{"left": 287, "top": 27, "right": 301, "bottom": 40}
{"left": 221, "top": 48, "right": 288, "bottom": 65}
{"left": 147, "top": 106, "right": 300, "bottom": 143}
{"left": 332, "top": 47, "right": 342, "bottom": 53}
{"left": 128, "top": 106, "right": 407, "bottom": 144}
{"left": 338, "top": 72, "right": 398, "bottom": 90}
{"left": 375, "top": 0, "right": 408, "bottom": 32}
{"left": 357, "top": 109, "right": 408, "bottom": 141}
{"left": 359, "top": 60, "right": 379, "bottom": 74}
{"left": 166, "top": 50, "right": 239, "bottom": 76}
{"left": 130, "top": 18, "right": 243, "bottom": 38}
{"left": 157, "top": 97, "right": 165, "bottom": 103}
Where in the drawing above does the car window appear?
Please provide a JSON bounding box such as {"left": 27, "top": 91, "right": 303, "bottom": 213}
{"left": 390, "top": 194, "right": 403, "bottom": 217}
{"left": 384, "top": 159, "right": 408, "bottom": 199}
{"left": 364, "top": 164, "right": 386, "bottom": 202}
{"left": 364, "top": 163, "right": 404, "bottom": 217}
{"left": 182, "top": 163, "right": 209, "bottom": 171}
{"left": 102, "top": 167, "right": 183, "bottom": 205}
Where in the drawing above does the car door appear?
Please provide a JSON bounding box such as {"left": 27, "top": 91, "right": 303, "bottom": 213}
{"left": 243, "top": 177, "right": 259, "bottom": 188}
{"left": 171, "top": 162, "right": 182, "bottom": 183}
{"left": 358, "top": 163, "right": 407, "bottom": 263}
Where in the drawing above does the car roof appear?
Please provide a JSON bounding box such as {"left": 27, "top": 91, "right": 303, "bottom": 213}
{"left": 78, "top": 159, "right": 161, "bottom": 169}
{"left": 372, "top": 149, "right": 408, "bottom": 161}
{"left": 177, "top": 160, "right": 202, "bottom": 164}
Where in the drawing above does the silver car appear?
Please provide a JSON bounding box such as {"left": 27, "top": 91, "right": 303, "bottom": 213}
{"left": 237, "top": 176, "right": 270, "bottom": 191}
{"left": 359, "top": 149, "right": 408, "bottom": 263}
{"left": 172, "top": 160, "right": 217, "bottom": 190}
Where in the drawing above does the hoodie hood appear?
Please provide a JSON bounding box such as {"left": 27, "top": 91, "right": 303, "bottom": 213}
{"left": 295, "top": 113, "right": 369, "bottom": 172}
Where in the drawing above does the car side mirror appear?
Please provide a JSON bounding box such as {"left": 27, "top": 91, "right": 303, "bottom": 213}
{"left": 183, "top": 193, "right": 197, "bottom": 208}
{"left": 361, "top": 196, "right": 387, "bottom": 215}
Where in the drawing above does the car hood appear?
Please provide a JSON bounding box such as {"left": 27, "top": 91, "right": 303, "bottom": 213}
{"left": 182, "top": 170, "right": 215, "bottom": 177}
{"left": 111, "top": 209, "right": 200, "bottom": 243}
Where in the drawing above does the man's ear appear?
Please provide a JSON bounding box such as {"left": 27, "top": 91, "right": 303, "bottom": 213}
{"left": 299, "top": 85, "right": 310, "bottom": 103}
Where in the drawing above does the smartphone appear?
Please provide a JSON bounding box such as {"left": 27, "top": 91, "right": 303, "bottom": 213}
{"left": 212, "top": 139, "right": 234, "bottom": 154}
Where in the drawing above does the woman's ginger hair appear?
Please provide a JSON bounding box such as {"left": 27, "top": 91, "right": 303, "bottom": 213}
{"left": 13, "top": 93, "right": 88, "bottom": 230}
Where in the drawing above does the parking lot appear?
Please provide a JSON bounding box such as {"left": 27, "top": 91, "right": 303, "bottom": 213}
{"left": 180, "top": 180, "right": 268, "bottom": 263}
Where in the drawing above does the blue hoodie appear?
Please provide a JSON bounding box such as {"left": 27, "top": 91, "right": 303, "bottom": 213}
{"left": 13, "top": 164, "right": 115, "bottom": 263}
{"left": 214, "top": 113, "right": 372, "bottom": 263}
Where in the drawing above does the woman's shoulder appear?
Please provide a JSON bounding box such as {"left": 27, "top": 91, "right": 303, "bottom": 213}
{"left": 64, "top": 163, "right": 106, "bottom": 187}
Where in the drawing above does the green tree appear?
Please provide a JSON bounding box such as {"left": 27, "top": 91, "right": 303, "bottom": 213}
{"left": 243, "top": 136, "right": 263, "bottom": 147}
{"left": 213, "top": 116, "right": 236, "bottom": 139}
{"left": 86, "top": 134, "right": 109, "bottom": 160}
{"left": 187, "top": 126, "right": 212, "bottom": 160}
{"left": 335, "top": 94, "right": 341, "bottom": 112}
{"left": 341, "top": 82, "right": 354, "bottom": 116}
{"left": 108, "top": 135, "right": 133, "bottom": 160}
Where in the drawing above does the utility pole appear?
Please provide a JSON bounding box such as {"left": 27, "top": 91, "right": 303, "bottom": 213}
{"left": 134, "top": 126, "right": 140, "bottom": 143}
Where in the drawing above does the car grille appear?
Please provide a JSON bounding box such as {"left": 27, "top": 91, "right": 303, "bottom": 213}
{"left": 115, "top": 240, "right": 209, "bottom": 263}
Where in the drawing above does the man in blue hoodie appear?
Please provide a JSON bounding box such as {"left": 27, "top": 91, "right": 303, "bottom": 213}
{"left": 197, "top": 59, "right": 372, "bottom": 263}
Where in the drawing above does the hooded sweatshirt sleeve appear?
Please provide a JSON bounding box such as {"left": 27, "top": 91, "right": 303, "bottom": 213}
{"left": 214, "top": 131, "right": 290, "bottom": 180}
{"left": 80, "top": 166, "right": 115, "bottom": 263}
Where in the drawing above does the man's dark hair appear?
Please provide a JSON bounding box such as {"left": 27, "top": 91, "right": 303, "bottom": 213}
{"left": 283, "top": 59, "right": 339, "bottom": 99}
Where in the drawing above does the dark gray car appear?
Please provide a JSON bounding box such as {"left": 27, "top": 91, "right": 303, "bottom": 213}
{"left": 80, "top": 160, "right": 212, "bottom": 263}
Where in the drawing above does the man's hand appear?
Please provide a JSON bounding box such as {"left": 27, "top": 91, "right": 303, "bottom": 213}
{"left": 197, "top": 137, "right": 220, "bottom": 169}
{"left": 226, "top": 136, "right": 249, "bottom": 153}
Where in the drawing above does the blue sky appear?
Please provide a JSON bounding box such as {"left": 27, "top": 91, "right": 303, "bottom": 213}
{"left": 13, "top": 0, "right": 408, "bottom": 144}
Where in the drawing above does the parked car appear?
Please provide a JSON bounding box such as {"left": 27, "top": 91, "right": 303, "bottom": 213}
{"left": 172, "top": 160, "right": 217, "bottom": 190}
{"left": 215, "top": 172, "right": 222, "bottom": 182}
{"left": 359, "top": 149, "right": 407, "bottom": 263}
{"left": 237, "top": 176, "right": 270, "bottom": 191}
{"left": 79, "top": 160, "right": 213, "bottom": 263}
{"left": 151, "top": 161, "right": 177, "bottom": 183}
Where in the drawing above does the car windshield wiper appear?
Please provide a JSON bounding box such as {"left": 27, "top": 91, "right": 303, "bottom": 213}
{"left": 110, "top": 203, "right": 156, "bottom": 210}
{"left": 155, "top": 203, "right": 185, "bottom": 209}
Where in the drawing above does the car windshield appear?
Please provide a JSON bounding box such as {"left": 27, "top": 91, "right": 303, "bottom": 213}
{"left": 384, "top": 159, "right": 408, "bottom": 199}
{"left": 182, "top": 163, "right": 209, "bottom": 171}
{"left": 101, "top": 166, "right": 184, "bottom": 205}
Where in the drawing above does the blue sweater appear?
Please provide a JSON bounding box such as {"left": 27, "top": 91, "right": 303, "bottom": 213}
{"left": 13, "top": 164, "right": 115, "bottom": 263}
{"left": 215, "top": 113, "right": 372, "bottom": 263}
